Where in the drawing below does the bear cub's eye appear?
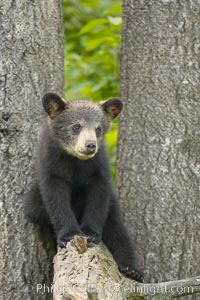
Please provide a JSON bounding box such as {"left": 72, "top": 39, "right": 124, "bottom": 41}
{"left": 95, "top": 126, "right": 102, "bottom": 137}
{"left": 72, "top": 123, "right": 81, "bottom": 134}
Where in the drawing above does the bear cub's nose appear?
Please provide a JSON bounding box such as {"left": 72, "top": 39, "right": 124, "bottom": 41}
{"left": 85, "top": 141, "right": 96, "bottom": 153}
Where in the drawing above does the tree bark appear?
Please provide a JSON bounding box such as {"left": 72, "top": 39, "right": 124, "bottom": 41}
{"left": 52, "top": 237, "right": 200, "bottom": 300}
{"left": 117, "top": 0, "right": 200, "bottom": 297}
{"left": 0, "top": 1, "right": 64, "bottom": 299}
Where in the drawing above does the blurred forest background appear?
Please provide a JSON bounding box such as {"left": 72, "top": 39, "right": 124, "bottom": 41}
{"left": 63, "top": 0, "right": 122, "bottom": 180}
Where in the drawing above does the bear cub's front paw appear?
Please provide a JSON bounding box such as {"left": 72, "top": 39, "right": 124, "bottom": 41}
{"left": 57, "top": 227, "right": 83, "bottom": 247}
{"left": 80, "top": 226, "right": 102, "bottom": 244}
{"left": 87, "top": 233, "right": 101, "bottom": 244}
{"left": 119, "top": 266, "right": 144, "bottom": 282}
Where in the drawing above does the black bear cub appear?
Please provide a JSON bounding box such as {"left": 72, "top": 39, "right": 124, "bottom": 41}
{"left": 24, "top": 93, "right": 143, "bottom": 282}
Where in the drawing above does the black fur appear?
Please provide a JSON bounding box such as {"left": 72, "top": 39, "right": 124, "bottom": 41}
{"left": 24, "top": 95, "right": 143, "bottom": 282}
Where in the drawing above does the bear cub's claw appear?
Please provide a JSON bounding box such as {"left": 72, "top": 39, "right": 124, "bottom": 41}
{"left": 57, "top": 228, "right": 85, "bottom": 248}
{"left": 87, "top": 234, "right": 101, "bottom": 244}
{"left": 80, "top": 226, "right": 102, "bottom": 244}
{"left": 120, "top": 267, "right": 144, "bottom": 282}
{"left": 57, "top": 227, "right": 102, "bottom": 247}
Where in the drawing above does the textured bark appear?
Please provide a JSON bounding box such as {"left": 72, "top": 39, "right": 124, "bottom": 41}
{"left": 0, "top": 1, "right": 64, "bottom": 299}
{"left": 52, "top": 237, "right": 200, "bottom": 300}
{"left": 118, "top": 0, "right": 200, "bottom": 296}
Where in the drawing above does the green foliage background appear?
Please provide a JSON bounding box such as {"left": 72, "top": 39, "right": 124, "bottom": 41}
{"left": 63, "top": 0, "right": 122, "bottom": 180}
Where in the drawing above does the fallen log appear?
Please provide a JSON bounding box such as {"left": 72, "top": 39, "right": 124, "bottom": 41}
{"left": 53, "top": 236, "right": 200, "bottom": 300}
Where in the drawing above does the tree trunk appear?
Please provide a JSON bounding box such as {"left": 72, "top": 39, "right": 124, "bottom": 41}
{"left": 118, "top": 0, "right": 200, "bottom": 295}
{"left": 0, "top": 1, "right": 64, "bottom": 299}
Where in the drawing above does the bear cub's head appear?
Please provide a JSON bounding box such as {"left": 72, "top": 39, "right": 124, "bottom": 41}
{"left": 42, "top": 93, "right": 123, "bottom": 160}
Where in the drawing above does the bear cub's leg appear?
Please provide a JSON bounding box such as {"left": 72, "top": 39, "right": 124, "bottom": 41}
{"left": 23, "top": 183, "right": 49, "bottom": 226}
{"left": 102, "top": 193, "right": 144, "bottom": 282}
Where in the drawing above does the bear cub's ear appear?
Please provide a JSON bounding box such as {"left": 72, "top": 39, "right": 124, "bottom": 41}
{"left": 42, "top": 93, "right": 66, "bottom": 119}
{"left": 100, "top": 98, "right": 123, "bottom": 120}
